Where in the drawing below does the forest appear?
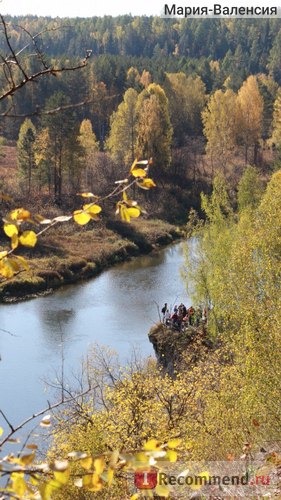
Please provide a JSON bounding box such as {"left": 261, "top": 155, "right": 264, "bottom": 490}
{"left": 1, "top": 16, "right": 281, "bottom": 223}
{"left": 0, "top": 13, "right": 281, "bottom": 500}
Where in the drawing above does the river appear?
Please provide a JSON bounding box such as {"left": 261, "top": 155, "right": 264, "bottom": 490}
{"left": 0, "top": 241, "right": 189, "bottom": 435}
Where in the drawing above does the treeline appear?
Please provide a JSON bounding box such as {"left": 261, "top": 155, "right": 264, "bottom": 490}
{"left": 1, "top": 16, "right": 281, "bottom": 84}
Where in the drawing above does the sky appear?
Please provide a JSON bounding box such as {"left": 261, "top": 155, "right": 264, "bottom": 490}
{"left": 0, "top": 0, "right": 164, "bottom": 17}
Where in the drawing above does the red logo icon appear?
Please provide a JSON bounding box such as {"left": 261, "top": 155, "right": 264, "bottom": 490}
{"left": 134, "top": 469, "right": 158, "bottom": 489}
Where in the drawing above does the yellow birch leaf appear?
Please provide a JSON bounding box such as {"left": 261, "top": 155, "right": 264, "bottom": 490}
{"left": 131, "top": 494, "right": 139, "bottom": 500}
{"left": 144, "top": 439, "right": 160, "bottom": 451}
{"left": 11, "top": 234, "right": 19, "bottom": 250}
{"left": 0, "top": 251, "right": 8, "bottom": 260}
{"left": 0, "top": 259, "right": 14, "bottom": 278}
{"left": 11, "top": 473, "right": 27, "bottom": 497}
{"left": 4, "top": 223, "right": 18, "bottom": 237}
{"left": 17, "top": 209, "right": 31, "bottom": 221}
{"left": 83, "top": 203, "right": 102, "bottom": 215}
{"left": 83, "top": 473, "right": 103, "bottom": 491}
{"left": 39, "top": 479, "right": 62, "bottom": 499}
{"left": 94, "top": 457, "right": 105, "bottom": 475}
{"left": 131, "top": 168, "right": 147, "bottom": 178}
{"left": 127, "top": 207, "right": 141, "bottom": 218}
{"left": 0, "top": 427, "right": 3, "bottom": 436}
{"left": 129, "top": 158, "right": 138, "bottom": 173}
{"left": 120, "top": 205, "right": 130, "bottom": 222}
{"left": 137, "top": 178, "right": 156, "bottom": 189}
{"left": 19, "top": 231, "right": 37, "bottom": 248}
{"left": 73, "top": 210, "right": 91, "bottom": 225}
{"left": 54, "top": 469, "right": 70, "bottom": 485}
{"left": 107, "top": 467, "right": 114, "bottom": 486}
{"left": 80, "top": 456, "right": 93, "bottom": 470}
{"left": 166, "top": 450, "right": 177, "bottom": 462}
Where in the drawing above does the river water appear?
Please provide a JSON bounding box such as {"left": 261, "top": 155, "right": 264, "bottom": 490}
{"left": 0, "top": 241, "right": 189, "bottom": 433}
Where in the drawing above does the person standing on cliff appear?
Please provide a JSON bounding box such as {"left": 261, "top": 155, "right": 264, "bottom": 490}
{"left": 161, "top": 303, "right": 168, "bottom": 322}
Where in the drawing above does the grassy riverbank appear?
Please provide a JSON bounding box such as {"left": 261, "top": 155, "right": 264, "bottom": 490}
{"left": 0, "top": 218, "right": 182, "bottom": 303}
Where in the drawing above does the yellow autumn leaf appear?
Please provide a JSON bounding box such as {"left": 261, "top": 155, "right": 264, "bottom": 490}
{"left": 9, "top": 208, "right": 23, "bottom": 220}
{"left": 166, "top": 450, "right": 177, "bottom": 462}
{"left": 11, "top": 233, "right": 19, "bottom": 250}
{"left": 119, "top": 205, "right": 131, "bottom": 222}
{"left": 107, "top": 467, "right": 114, "bottom": 486}
{"left": 39, "top": 478, "right": 62, "bottom": 499}
{"left": 0, "top": 251, "right": 8, "bottom": 260}
{"left": 17, "top": 208, "right": 31, "bottom": 221}
{"left": 0, "top": 426, "right": 3, "bottom": 436}
{"left": 131, "top": 167, "right": 147, "bottom": 178}
{"left": 94, "top": 457, "right": 105, "bottom": 475}
{"left": 127, "top": 207, "right": 141, "bottom": 218}
{"left": 54, "top": 469, "right": 70, "bottom": 485}
{"left": 4, "top": 223, "right": 18, "bottom": 237}
{"left": 83, "top": 473, "right": 103, "bottom": 491}
{"left": 19, "top": 230, "right": 37, "bottom": 248}
{"left": 80, "top": 456, "right": 93, "bottom": 470}
{"left": 129, "top": 159, "right": 149, "bottom": 174}
{"left": 144, "top": 439, "right": 160, "bottom": 451}
{"left": 129, "top": 158, "right": 138, "bottom": 173}
{"left": 131, "top": 494, "right": 139, "bottom": 500}
{"left": 0, "top": 259, "right": 14, "bottom": 278}
{"left": 11, "top": 473, "right": 27, "bottom": 497}
{"left": 83, "top": 203, "right": 102, "bottom": 215}
{"left": 73, "top": 210, "right": 91, "bottom": 225}
{"left": 137, "top": 178, "right": 156, "bottom": 190}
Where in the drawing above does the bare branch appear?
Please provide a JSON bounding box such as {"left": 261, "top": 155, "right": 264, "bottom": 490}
{"left": 0, "top": 15, "right": 92, "bottom": 103}
{"left": 0, "top": 94, "right": 119, "bottom": 118}
{"left": 0, "top": 388, "right": 92, "bottom": 448}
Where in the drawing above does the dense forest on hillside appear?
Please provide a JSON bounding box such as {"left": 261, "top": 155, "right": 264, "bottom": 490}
{"left": 1, "top": 15, "right": 281, "bottom": 217}
{"left": 1, "top": 16, "right": 281, "bottom": 134}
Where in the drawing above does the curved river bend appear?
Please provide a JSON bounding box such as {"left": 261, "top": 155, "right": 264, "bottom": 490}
{"left": 0, "top": 241, "right": 189, "bottom": 430}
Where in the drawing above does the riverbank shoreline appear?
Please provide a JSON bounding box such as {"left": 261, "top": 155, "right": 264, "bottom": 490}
{"left": 0, "top": 218, "right": 184, "bottom": 303}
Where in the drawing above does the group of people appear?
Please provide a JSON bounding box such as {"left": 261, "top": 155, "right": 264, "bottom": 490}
{"left": 161, "top": 302, "right": 208, "bottom": 331}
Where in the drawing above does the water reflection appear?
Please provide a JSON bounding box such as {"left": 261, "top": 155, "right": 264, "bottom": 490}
{"left": 39, "top": 308, "right": 76, "bottom": 349}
